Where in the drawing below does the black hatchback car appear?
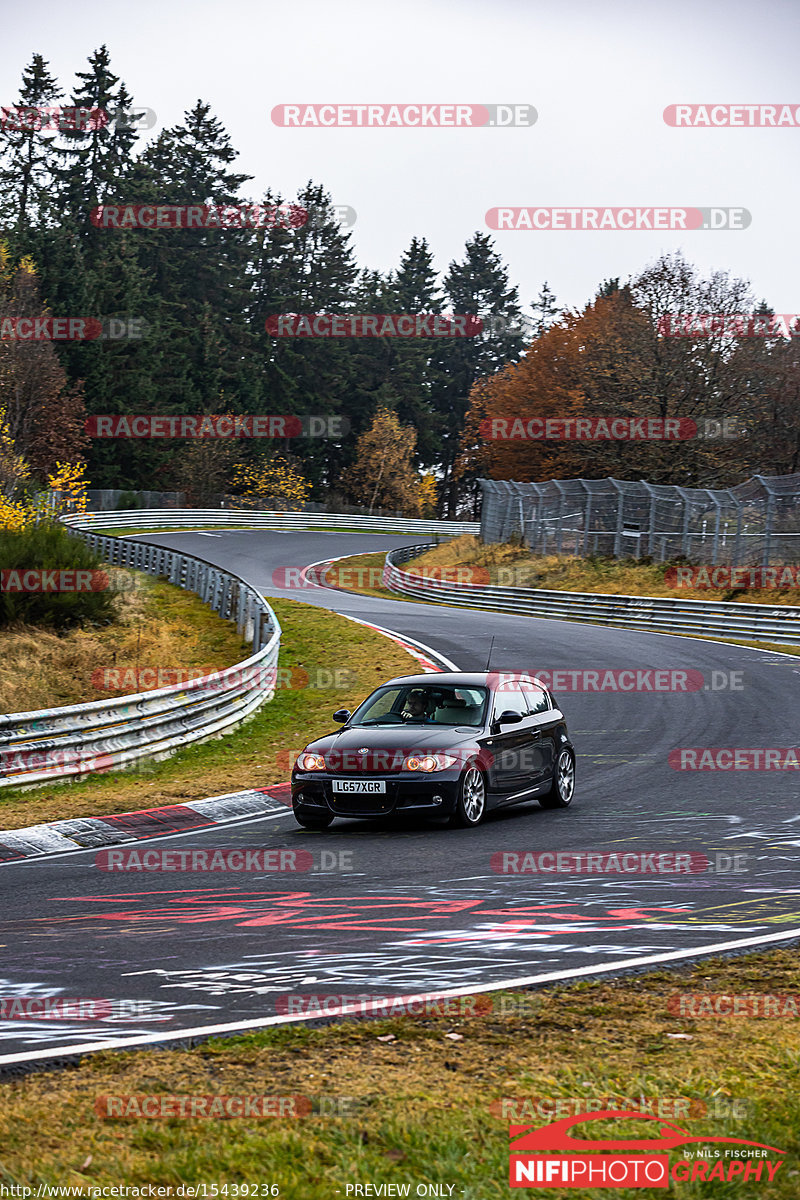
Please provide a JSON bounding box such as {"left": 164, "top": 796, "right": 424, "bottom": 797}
{"left": 290, "top": 671, "right": 575, "bottom": 829}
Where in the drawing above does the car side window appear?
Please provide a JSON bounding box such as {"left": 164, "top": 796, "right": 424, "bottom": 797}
{"left": 525, "top": 687, "right": 550, "bottom": 715}
{"left": 494, "top": 685, "right": 528, "bottom": 720}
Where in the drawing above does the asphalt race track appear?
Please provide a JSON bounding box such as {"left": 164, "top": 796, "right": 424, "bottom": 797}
{"left": 2, "top": 529, "right": 799, "bottom": 1067}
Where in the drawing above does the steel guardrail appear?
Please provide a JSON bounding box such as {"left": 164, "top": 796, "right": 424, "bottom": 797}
{"left": 67, "top": 509, "right": 480, "bottom": 536}
{"left": 0, "top": 530, "right": 281, "bottom": 789}
{"left": 381, "top": 545, "right": 800, "bottom": 647}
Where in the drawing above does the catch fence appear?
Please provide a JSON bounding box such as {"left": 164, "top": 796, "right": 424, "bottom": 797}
{"left": 479, "top": 474, "right": 800, "bottom": 565}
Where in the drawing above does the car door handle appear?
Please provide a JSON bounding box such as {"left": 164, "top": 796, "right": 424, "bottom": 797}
{"left": 530, "top": 730, "right": 541, "bottom": 739}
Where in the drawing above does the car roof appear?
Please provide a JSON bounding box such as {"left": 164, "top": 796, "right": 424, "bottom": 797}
{"left": 381, "top": 671, "right": 550, "bottom": 690}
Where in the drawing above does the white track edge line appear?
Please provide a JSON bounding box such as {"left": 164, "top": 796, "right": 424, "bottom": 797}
{"left": 0, "top": 809, "right": 294, "bottom": 866}
{"left": 2, "top": 926, "right": 800, "bottom": 1066}
{"left": 298, "top": 551, "right": 800, "bottom": 662}
{"left": 338, "top": 614, "right": 459, "bottom": 671}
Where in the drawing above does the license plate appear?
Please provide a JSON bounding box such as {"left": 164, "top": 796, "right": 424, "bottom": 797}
{"left": 332, "top": 779, "right": 386, "bottom": 794}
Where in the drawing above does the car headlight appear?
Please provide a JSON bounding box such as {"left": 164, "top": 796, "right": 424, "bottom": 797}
{"left": 403, "top": 753, "right": 458, "bottom": 773}
{"left": 297, "top": 752, "right": 326, "bottom": 771}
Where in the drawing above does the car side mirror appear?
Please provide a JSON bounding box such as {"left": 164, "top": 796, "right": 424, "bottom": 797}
{"left": 497, "top": 710, "right": 524, "bottom": 725}
{"left": 333, "top": 709, "right": 351, "bottom": 723}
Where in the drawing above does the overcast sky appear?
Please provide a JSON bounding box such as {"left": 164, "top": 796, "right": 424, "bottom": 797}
{"left": 3, "top": 0, "right": 799, "bottom": 318}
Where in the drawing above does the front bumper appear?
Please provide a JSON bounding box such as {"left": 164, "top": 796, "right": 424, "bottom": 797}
{"left": 291, "top": 771, "right": 462, "bottom": 819}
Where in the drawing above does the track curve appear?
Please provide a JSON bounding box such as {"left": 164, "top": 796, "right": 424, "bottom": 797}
{"left": 1, "top": 529, "right": 799, "bottom": 1067}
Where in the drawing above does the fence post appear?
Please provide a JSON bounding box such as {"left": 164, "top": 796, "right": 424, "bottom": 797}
{"left": 681, "top": 489, "right": 691, "bottom": 558}
{"left": 580, "top": 481, "right": 591, "bottom": 557}
{"left": 761, "top": 481, "right": 776, "bottom": 567}
{"left": 731, "top": 499, "right": 744, "bottom": 567}
{"left": 642, "top": 483, "right": 657, "bottom": 559}
{"left": 509, "top": 482, "right": 527, "bottom": 544}
{"left": 612, "top": 480, "right": 625, "bottom": 558}
{"left": 498, "top": 481, "right": 516, "bottom": 542}
{"left": 553, "top": 480, "right": 566, "bottom": 555}
{"left": 710, "top": 495, "right": 722, "bottom": 566}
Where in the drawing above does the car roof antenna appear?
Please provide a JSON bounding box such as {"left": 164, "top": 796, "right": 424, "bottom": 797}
{"left": 484, "top": 637, "right": 495, "bottom": 672}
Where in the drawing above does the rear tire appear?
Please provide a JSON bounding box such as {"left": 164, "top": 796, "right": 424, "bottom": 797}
{"left": 449, "top": 765, "right": 487, "bottom": 827}
{"left": 538, "top": 749, "right": 575, "bottom": 809}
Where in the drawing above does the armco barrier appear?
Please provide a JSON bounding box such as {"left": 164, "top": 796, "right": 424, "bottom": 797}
{"left": 381, "top": 545, "right": 800, "bottom": 647}
{"left": 67, "top": 509, "right": 479, "bottom": 536}
{"left": 0, "top": 531, "right": 281, "bottom": 789}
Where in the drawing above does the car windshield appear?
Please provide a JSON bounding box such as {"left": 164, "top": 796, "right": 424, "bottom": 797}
{"left": 350, "top": 684, "right": 489, "bottom": 727}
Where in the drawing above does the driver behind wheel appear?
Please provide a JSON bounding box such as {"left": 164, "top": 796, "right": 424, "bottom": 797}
{"left": 401, "top": 688, "right": 430, "bottom": 721}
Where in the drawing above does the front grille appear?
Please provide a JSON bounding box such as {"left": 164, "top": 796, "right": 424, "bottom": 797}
{"left": 325, "top": 751, "right": 405, "bottom": 774}
{"left": 329, "top": 792, "right": 394, "bottom": 814}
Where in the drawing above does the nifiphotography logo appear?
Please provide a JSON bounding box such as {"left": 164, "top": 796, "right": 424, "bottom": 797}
{"left": 508, "top": 1110, "right": 785, "bottom": 1188}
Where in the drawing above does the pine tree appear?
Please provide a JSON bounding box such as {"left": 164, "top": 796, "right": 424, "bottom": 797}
{"left": 30, "top": 50, "right": 158, "bottom": 488}
{"left": 252, "top": 181, "right": 359, "bottom": 493}
{"left": 386, "top": 237, "right": 443, "bottom": 467}
{"left": 394, "top": 236, "right": 441, "bottom": 311}
{"left": 52, "top": 46, "right": 141, "bottom": 222}
{"left": 104, "top": 100, "right": 258, "bottom": 489}
{"left": 344, "top": 265, "right": 400, "bottom": 426}
{"left": 531, "top": 281, "right": 560, "bottom": 335}
{"left": 595, "top": 277, "right": 621, "bottom": 299}
{"left": 432, "top": 233, "right": 525, "bottom": 514}
{"left": 0, "top": 55, "right": 63, "bottom": 238}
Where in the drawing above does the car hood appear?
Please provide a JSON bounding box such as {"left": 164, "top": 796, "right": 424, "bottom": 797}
{"left": 305, "top": 725, "right": 481, "bottom": 754}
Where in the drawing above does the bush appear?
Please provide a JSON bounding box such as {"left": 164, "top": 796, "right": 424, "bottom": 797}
{"left": 0, "top": 522, "right": 118, "bottom": 629}
{"left": 116, "top": 490, "right": 145, "bottom": 510}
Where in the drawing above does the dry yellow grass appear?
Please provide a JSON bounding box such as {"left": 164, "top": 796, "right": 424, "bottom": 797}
{"left": 321, "top": 549, "right": 800, "bottom": 658}
{"left": 0, "top": 570, "right": 249, "bottom": 715}
{"left": 411, "top": 535, "right": 800, "bottom": 605}
{"left": 0, "top": 598, "right": 419, "bottom": 828}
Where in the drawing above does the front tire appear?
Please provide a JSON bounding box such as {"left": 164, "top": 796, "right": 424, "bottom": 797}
{"left": 449, "top": 765, "right": 487, "bottom": 827}
{"left": 538, "top": 748, "right": 575, "bottom": 808}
